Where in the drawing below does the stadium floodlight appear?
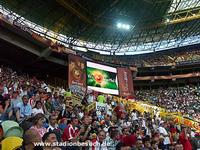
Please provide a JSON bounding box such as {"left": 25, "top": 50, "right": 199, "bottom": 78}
{"left": 116, "top": 22, "right": 131, "bottom": 30}
{"left": 125, "top": 24, "right": 130, "bottom": 30}
{"left": 117, "top": 23, "right": 122, "bottom": 28}
{"left": 122, "top": 24, "right": 126, "bottom": 28}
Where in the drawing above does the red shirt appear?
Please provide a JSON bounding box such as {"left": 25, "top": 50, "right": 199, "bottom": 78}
{"left": 114, "top": 105, "right": 123, "bottom": 118}
{"left": 62, "top": 124, "right": 76, "bottom": 141}
{"left": 119, "top": 134, "right": 126, "bottom": 142}
{"left": 179, "top": 132, "right": 192, "bottom": 150}
{"left": 122, "top": 134, "right": 137, "bottom": 147}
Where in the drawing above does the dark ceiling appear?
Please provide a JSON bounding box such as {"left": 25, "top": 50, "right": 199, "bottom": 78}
{"left": 1, "top": 0, "right": 200, "bottom": 54}
{"left": 0, "top": 38, "right": 67, "bottom": 80}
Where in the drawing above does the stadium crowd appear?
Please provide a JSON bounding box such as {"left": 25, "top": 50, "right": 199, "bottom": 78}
{"left": 0, "top": 65, "right": 199, "bottom": 150}
{"left": 87, "top": 49, "right": 200, "bottom": 67}
{"left": 135, "top": 85, "right": 200, "bottom": 122}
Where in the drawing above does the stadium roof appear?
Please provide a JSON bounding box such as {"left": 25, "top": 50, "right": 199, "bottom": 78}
{"left": 0, "top": 0, "right": 200, "bottom": 55}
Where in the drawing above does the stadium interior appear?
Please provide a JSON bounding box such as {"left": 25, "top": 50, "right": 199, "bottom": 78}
{"left": 0, "top": 0, "right": 200, "bottom": 150}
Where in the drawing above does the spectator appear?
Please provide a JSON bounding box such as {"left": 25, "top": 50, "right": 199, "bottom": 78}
{"left": 42, "top": 131, "right": 61, "bottom": 150}
{"left": 0, "top": 97, "right": 10, "bottom": 121}
{"left": 45, "top": 93, "right": 54, "bottom": 114}
{"left": 21, "top": 129, "right": 43, "bottom": 150}
{"left": 174, "top": 143, "right": 184, "bottom": 150}
{"left": 32, "top": 101, "right": 44, "bottom": 116}
{"left": 179, "top": 126, "right": 192, "bottom": 150}
{"left": 116, "top": 142, "right": 131, "bottom": 150}
{"left": 106, "top": 130, "right": 120, "bottom": 150}
{"left": 58, "top": 117, "right": 68, "bottom": 133}
{"left": 52, "top": 93, "right": 62, "bottom": 110}
{"left": 89, "top": 130, "right": 107, "bottom": 150}
{"left": 47, "top": 115, "right": 62, "bottom": 142}
{"left": 8, "top": 91, "right": 21, "bottom": 120}
{"left": 134, "top": 138, "right": 144, "bottom": 150}
{"left": 151, "top": 140, "right": 159, "bottom": 150}
{"left": 17, "top": 95, "right": 32, "bottom": 122}
{"left": 143, "top": 138, "right": 152, "bottom": 150}
{"left": 79, "top": 116, "right": 93, "bottom": 142}
{"left": 30, "top": 113, "right": 47, "bottom": 138}
{"left": 87, "top": 92, "right": 95, "bottom": 104}
{"left": 157, "top": 121, "right": 171, "bottom": 149}
{"left": 62, "top": 117, "right": 81, "bottom": 142}
{"left": 20, "top": 86, "right": 28, "bottom": 98}
{"left": 121, "top": 127, "right": 137, "bottom": 147}
{"left": 97, "top": 94, "right": 105, "bottom": 103}
{"left": 10, "top": 91, "right": 21, "bottom": 108}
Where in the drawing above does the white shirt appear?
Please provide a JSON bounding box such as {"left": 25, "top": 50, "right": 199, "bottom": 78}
{"left": 60, "top": 88, "right": 66, "bottom": 94}
{"left": 20, "top": 89, "right": 27, "bottom": 97}
{"left": 146, "top": 127, "right": 152, "bottom": 137}
{"left": 41, "top": 83, "right": 47, "bottom": 89}
{"left": 190, "top": 131, "right": 195, "bottom": 138}
{"left": 3, "top": 86, "right": 8, "bottom": 95}
{"left": 123, "top": 121, "right": 131, "bottom": 128}
{"left": 32, "top": 108, "right": 44, "bottom": 116}
{"left": 13, "top": 83, "right": 18, "bottom": 91}
{"left": 106, "top": 104, "right": 112, "bottom": 116}
{"left": 47, "top": 124, "right": 59, "bottom": 132}
{"left": 78, "top": 112, "right": 84, "bottom": 119}
{"left": 142, "top": 119, "right": 146, "bottom": 128}
{"left": 87, "top": 95, "right": 94, "bottom": 103}
{"left": 131, "top": 112, "right": 138, "bottom": 121}
{"left": 158, "top": 126, "right": 171, "bottom": 145}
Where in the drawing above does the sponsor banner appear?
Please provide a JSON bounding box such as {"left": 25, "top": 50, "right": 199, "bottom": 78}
{"left": 135, "top": 72, "right": 200, "bottom": 81}
{"left": 68, "top": 54, "right": 86, "bottom": 96}
{"left": 173, "top": 116, "right": 200, "bottom": 131}
{"left": 69, "top": 85, "right": 86, "bottom": 98}
{"left": 86, "top": 102, "right": 96, "bottom": 112}
{"left": 96, "top": 102, "right": 107, "bottom": 112}
{"left": 117, "top": 67, "right": 134, "bottom": 98}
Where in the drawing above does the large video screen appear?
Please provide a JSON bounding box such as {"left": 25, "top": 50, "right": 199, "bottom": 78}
{"left": 86, "top": 61, "right": 119, "bottom": 95}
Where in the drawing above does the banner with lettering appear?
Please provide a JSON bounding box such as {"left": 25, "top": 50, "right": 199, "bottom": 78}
{"left": 96, "top": 102, "right": 107, "bottom": 112}
{"left": 68, "top": 54, "right": 86, "bottom": 97}
{"left": 117, "top": 67, "right": 134, "bottom": 98}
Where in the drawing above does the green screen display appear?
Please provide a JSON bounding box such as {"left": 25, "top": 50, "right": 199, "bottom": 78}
{"left": 87, "top": 67, "right": 118, "bottom": 90}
